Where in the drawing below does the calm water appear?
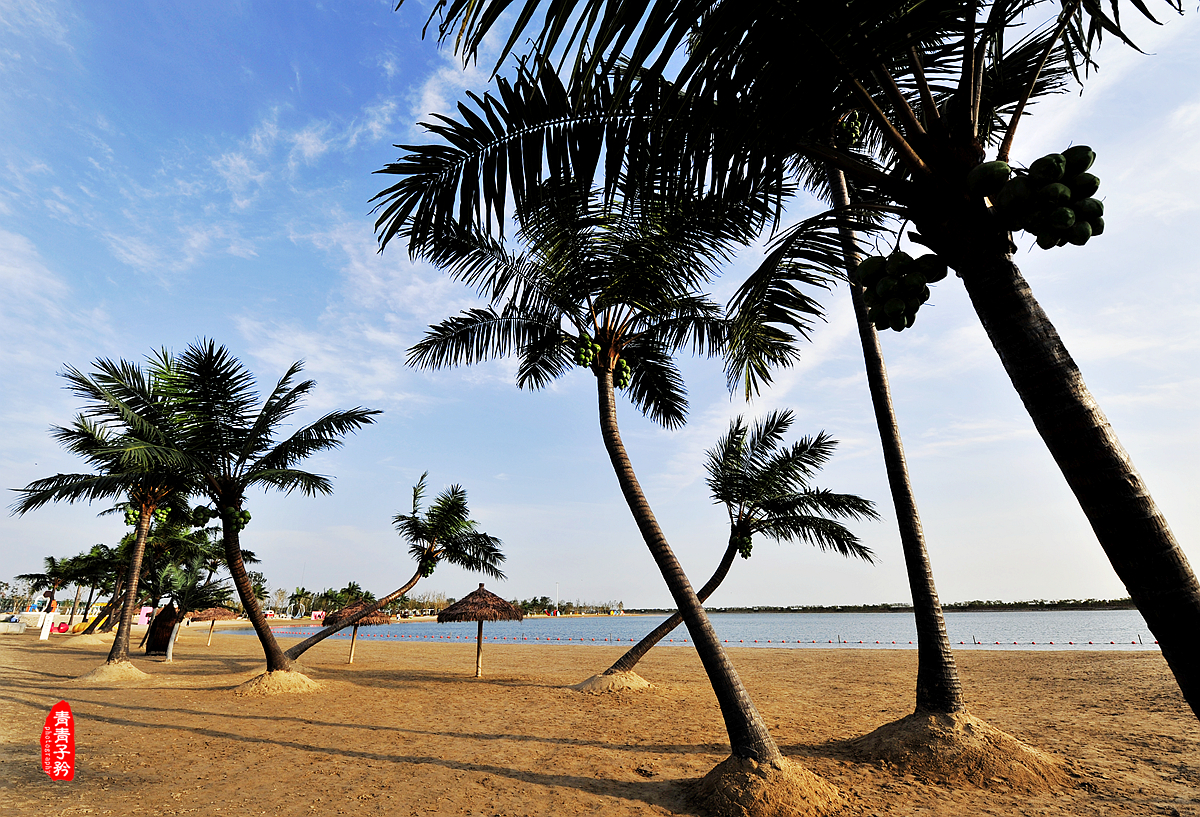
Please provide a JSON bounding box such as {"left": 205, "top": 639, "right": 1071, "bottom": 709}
{"left": 256, "top": 609, "right": 1158, "bottom": 651}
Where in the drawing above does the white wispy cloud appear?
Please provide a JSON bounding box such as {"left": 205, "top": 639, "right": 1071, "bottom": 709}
{"left": 212, "top": 151, "right": 269, "bottom": 209}
{"left": 0, "top": 0, "right": 71, "bottom": 49}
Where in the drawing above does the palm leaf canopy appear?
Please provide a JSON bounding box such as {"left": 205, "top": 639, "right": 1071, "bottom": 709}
{"left": 162, "top": 339, "right": 381, "bottom": 502}
{"left": 393, "top": 472, "right": 507, "bottom": 579}
{"left": 705, "top": 410, "right": 879, "bottom": 561}
{"left": 382, "top": 0, "right": 1177, "bottom": 272}
{"left": 403, "top": 177, "right": 774, "bottom": 427}
{"left": 10, "top": 353, "right": 196, "bottom": 516}
{"left": 438, "top": 584, "right": 524, "bottom": 622}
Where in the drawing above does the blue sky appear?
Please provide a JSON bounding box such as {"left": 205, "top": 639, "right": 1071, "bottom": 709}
{"left": 2, "top": 1, "right": 1198, "bottom": 609}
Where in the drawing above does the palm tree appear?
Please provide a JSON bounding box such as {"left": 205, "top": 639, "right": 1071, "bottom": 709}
{"left": 282, "top": 472, "right": 504, "bottom": 661}
{"left": 11, "top": 354, "right": 195, "bottom": 668}
{"left": 154, "top": 550, "right": 235, "bottom": 661}
{"left": 584, "top": 411, "right": 877, "bottom": 687}
{"left": 15, "top": 556, "right": 70, "bottom": 622}
{"left": 396, "top": 179, "right": 844, "bottom": 808}
{"left": 288, "top": 587, "right": 314, "bottom": 617}
{"left": 383, "top": 0, "right": 1200, "bottom": 720}
{"left": 161, "top": 339, "right": 381, "bottom": 674}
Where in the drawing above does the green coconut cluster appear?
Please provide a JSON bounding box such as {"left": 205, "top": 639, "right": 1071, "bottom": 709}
{"left": 222, "top": 507, "right": 252, "bottom": 531}
{"left": 850, "top": 252, "right": 947, "bottom": 332}
{"left": 575, "top": 334, "right": 601, "bottom": 367}
{"left": 834, "top": 112, "right": 862, "bottom": 148}
{"left": 613, "top": 358, "right": 632, "bottom": 389}
{"left": 123, "top": 506, "right": 170, "bottom": 527}
{"left": 967, "top": 146, "right": 1105, "bottom": 249}
{"left": 419, "top": 558, "right": 436, "bottom": 578}
{"left": 733, "top": 533, "right": 754, "bottom": 559}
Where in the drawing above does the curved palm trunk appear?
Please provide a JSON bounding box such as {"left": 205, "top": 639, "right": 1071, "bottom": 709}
{"left": 66, "top": 586, "right": 83, "bottom": 627}
{"left": 830, "top": 168, "right": 966, "bottom": 714}
{"left": 284, "top": 564, "right": 423, "bottom": 661}
{"left": 959, "top": 249, "right": 1200, "bottom": 718}
{"left": 222, "top": 520, "right": 292, "bottom": 673}
{"left": 595, "top": 368, "right": 782, "bottom": 764}
{"left": 604, "top": 538, "right": 739, "bottom": 676}
{"left": 93, "top": 568, "right": 124, "bottom": 634}
{"left": 106, "top": 507, "right": 153, "bottom": 664}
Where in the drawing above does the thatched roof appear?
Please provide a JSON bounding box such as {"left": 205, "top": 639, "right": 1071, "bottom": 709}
{"left": 188, "top": 607, "right": 238, "bottom": 622}
{"left": 323, "top": 602, "right": 391, "bottom": 629}
{"left": 438, "top": 584, "right": 524, "bottom": 623}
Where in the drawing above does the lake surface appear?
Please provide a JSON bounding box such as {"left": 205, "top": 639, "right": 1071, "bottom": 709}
{"left": 257, "top": 609, "right": 1159, "bottom": 651}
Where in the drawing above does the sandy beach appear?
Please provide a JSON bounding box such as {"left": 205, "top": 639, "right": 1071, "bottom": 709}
{"left": 1, "top": 622, "right": 1197, "bottom": 816}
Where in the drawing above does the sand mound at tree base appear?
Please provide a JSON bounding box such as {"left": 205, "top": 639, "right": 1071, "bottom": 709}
{"left": 234, "top": 670, "right": 321, "bottom": 696}
{"left": 73, "top": 661, "right": 150, "bottom": 683}
{"left": 570, "top": 671, "right": 652, "bottom": 693}
{"left": 846, "top": 711, "right": 1069, "bottom": 791}
{"left": 692, "top": 756, "right": 842, "bottom": 817}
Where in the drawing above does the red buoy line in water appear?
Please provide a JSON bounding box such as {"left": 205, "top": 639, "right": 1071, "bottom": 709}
{"left": 263, "top": 627, "right": 1156, "bottom": 648}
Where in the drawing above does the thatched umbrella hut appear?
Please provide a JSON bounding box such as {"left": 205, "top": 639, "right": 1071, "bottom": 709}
{"left": 437, "top": 584, "right": 523, "bottom": 677}
{"left": 188, "top": 607, "right": 239, "bottom": 646}
{"left": 323, "top": 602, "right": 392, "bottom": 663}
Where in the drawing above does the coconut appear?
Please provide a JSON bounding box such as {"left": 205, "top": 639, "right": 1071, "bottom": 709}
{"left": 1029, "top": 153, "right": 1067, "bottom": 183}
{"left": 1073, "top": 197, "right": 1104, "bottom": 221}
{"left": 1063, "top": 145, "right": 1096, "bottom": 176}
{"left": 1066, "top": 220, "right": 1093, "bottom": 246}
{"left": 1036, "top": 232, "right": 1059, "bottom": 250}
{"left": 854, "top": 255, "right": 887, "bottom": 287}
{"left": 967, "top": 160, "right": 1011, "bottom": 198}
{"left": 1047, "top": 207, "right": 1076, "bottom": 231}
{"left": 1037, "top": 183, "right": 1072, "bottom": 206}
{"left": 885, "top": 251, "right": 913, "bottom": 276}
{"left": 876, "top": 277, "right": 899, "bottom": 298}
{"left": 996, "top": 177, "right": 1033, "bottom": 212}
{"left": 1069, "top": 173, "right": 1100, "bottom": 200}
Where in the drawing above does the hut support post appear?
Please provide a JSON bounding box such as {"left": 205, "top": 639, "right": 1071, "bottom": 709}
{"left": 476, "top": 620, "right": 484, "bottom": 677}
{"left": 349, "top": 624, "right": 359, "bottom": 664}
{"left": 206, "top": 620, "right": 216, "bottom": 646}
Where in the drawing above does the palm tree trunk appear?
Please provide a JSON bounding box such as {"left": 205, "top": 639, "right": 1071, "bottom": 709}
{"left": 94, "top": 568, "right": 125, "bottom": 634}
{"left": 604, "top": 539, "right": 739, "bottom": 676}
{"left": 829, "top": 168, "right": 966, "bottom": 714}
{"left": 106, "top": 507, "right": 153, "bottom": 664}
{"left": 595, "top": 368, "right": 782, "bottom": 764}
{"left": 222, "top": 518, "right": 293, "bottom": 673}
{"left": 165, "top": 619, "right": 183, "bottom": 662}
{"left": 77, "top": 585, "right": 96, "bottom": 628}
{"left": 959, "top": 249, "right": 1200, "bottom": 718}
{"left": 66, "top": 586, "right": 82, "bottom": 627}
{"left": 284, "top": 565, "right": 424, "bottom": 661}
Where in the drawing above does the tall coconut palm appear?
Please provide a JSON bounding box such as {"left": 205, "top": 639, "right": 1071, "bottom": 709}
{"left": 383, "top": 0, "right": 1200, "bottom": 720}
{"left": 396, "top": 179, "right": 848, "bottom": 813}
{"left": 282, "top": 472, "right": 505, "bottom": 660}
{"left": 586, "top": 411, "right": 877, "bottom": 686}
{"left": 11, "top": 354, "right": 195, "bottom": 668}
{"left": 161, "top": 340, "right": 381, "bottom": 674}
